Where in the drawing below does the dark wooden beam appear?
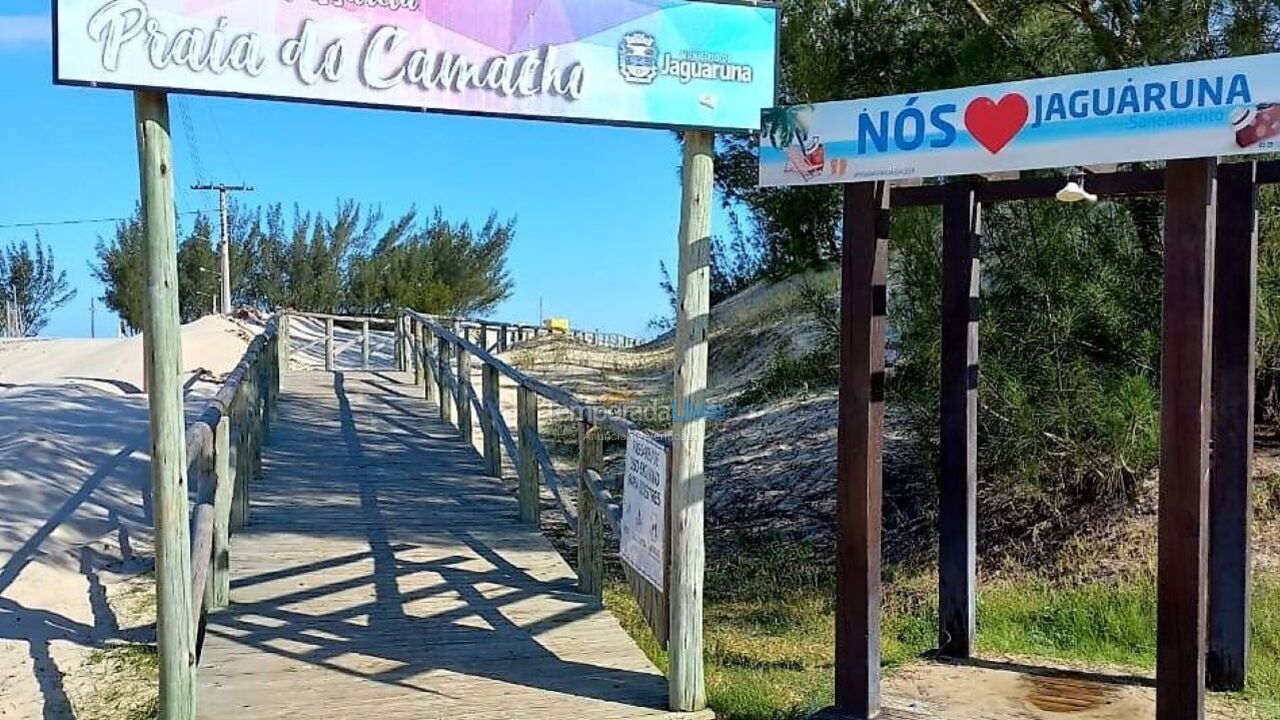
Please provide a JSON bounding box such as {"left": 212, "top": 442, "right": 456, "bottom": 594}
{"left": 833, "top": 182, "right": 891, "bottom": 719}
{"left": 1157, "top": 157, "right": 1217, "bottom": 720}
{"left": 1208, "top": 160, "right": 1258, "bottom": 692}
{"left": 891, "top": 159, "right": 1279, "bottom": 209}
{"left": 939, "top": 181, "right": 981, "bottom": 658}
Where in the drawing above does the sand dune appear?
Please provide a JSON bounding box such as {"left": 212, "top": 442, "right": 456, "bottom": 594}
{"left": 0, "top": 315, "right": 261, "bottom": 719}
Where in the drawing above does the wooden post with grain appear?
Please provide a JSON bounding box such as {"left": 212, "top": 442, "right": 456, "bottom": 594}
{"left": 831, "top": 181, "right": 891, "bottom": 720}
{"left": 324, "top": 317, "right": 335, "bottom": 372}
{"left": 517, "top": 384, "right": 540, "bottom": 526}
{"left": 1157, "top": 157, "right": 1217, "bottom": 720}
{"left": 938, "top": 180, "right": 980, "bottom": 658}
{"left": 423, "top": 322, "right": 436, "bottom": 404}
{"left": 438, "top": 336, "right": 453, "bottom": 425}
{"left": 457, "top": 341, "right": 473, "bottom": 444}
{"left": 210, "top": 415, "right": 233, "bottom": 609}
{"left": 577, "top": 421, "right": 605, "bottom": 598}
{"left": 135, "top": 89, "right": 196, "bottom": 720}
{"left": 482, "top": 364, "right": 501, "bottom": 477}
{"left": 668, "top": 129, "right": 712, "bottom": 712}
{"left": 1208, "top": 160, "right": 1258, "bottom": 692}
{"left": 361, "top": 319, "right": 371, "bottom": 371}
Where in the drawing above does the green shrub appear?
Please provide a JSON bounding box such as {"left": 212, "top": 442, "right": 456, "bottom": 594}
{"left": 890, "top": 199, "right": 1161, "bottom": 500}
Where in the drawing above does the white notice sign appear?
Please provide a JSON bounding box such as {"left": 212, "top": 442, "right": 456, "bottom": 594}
{"left": 621, "top": 431, "right": 667, "bottom": 591}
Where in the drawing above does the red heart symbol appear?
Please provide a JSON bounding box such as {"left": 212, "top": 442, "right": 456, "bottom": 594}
{"left": 964, "top": 94, "right": 1030, "bottom": 154}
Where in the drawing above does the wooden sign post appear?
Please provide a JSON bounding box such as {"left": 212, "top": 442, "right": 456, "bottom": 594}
{"left": 135, "top": 90, "right": 196, "bottom": 719}
{"left": 668, "top": 129, "right": 713, "bottom": 713}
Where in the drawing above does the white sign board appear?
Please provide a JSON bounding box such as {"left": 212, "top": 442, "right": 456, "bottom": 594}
{"left": 759, "top": 52, "right": 1280, "bottom": 186}
{"left": 53, "top": 0, "right": 779, "bottom": 131}
{"left": 621, "top": 431, "right": 667, "bottom": 591}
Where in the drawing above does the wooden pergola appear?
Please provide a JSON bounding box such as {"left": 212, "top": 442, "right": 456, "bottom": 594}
{"left": 832, "top": 157, "right": 1277, "bottom": 720}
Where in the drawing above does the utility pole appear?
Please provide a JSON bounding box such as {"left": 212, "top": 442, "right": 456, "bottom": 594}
{"left": 191, "top": 183, "right": 253, "bottom": 316}
{"left": 90, "top": 297, "right": 96, "bottom": 339}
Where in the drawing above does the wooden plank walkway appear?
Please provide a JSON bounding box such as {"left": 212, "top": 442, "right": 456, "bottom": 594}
{"left": 198, "top": 371, "right": 703, "bottom": 720}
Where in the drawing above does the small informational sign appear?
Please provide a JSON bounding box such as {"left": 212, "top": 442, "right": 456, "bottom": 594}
{"left": 759, "top": 52, "right": 1280, "bottom": 186}
{"left": 53, "top": 0, "right": 779, "bottom": 131}
{"left": 621, "top": 430, "right": 667, "bottom": 591}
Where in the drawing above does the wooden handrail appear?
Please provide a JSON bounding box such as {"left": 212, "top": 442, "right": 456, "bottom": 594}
{"left": 182, "top": 315, "right": 283, "bottom": 656}
{"left": 405, "top": 309, "right": 640, "bottom": 437}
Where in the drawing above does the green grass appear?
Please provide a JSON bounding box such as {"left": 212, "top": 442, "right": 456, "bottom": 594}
{"left": 605, "top": 542, "right": 1280, "bottom": 720}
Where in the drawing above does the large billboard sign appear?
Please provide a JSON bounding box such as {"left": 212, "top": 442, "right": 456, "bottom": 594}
{"left": 759, "top": 53, "right": 1280, "bottom": 187}
{"left": 54, "top": 0, "right": 779, "bottom": 132}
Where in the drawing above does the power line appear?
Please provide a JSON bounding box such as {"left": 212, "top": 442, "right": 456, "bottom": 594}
{"left": 175, "top": 97, "right": 207, "bottom": 184}
{"left": 0, "top": 209, "right": 214, "bottom": 231}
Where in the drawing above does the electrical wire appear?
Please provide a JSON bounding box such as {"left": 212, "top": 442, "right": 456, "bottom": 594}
{"left": 0, "top": 209, "right": 214, "bottom": 231}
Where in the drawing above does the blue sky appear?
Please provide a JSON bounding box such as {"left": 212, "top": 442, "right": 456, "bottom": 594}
{"left": 0, "top": 3, "right": 735, "bottom": 339}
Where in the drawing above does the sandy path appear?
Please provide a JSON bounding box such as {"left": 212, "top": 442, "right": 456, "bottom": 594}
{"left": 0, "top": 316, "right": 261, "bottom": 719}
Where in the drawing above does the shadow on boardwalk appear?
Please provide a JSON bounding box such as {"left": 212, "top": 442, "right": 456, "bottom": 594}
{"left": 199, "top": 371, "right": 678, "bottom": 720}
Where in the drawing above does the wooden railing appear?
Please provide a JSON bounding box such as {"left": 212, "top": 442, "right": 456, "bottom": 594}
{"left": 185, "top": 314, "right": 285, "bottom": 650}
{"left": 400, "top": 309, "right": 672, "bottom": 646}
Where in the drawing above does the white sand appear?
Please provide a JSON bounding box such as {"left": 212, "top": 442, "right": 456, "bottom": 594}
{"left": 0, "top": 315, "right": 261, "bottom": 719}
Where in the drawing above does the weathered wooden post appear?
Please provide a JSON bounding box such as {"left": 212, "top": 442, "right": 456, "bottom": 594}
{"left": 482, "top": 364, "right": 501, "bottom": 476}
{"left": 939, "top": 180, "right": 981, "bottom": 658}
{"left": 438, "top": 337, "right": 453, "bottom": 425}
{"left": 229, "top": 392, "right": 245, "bottom": 533}
{"left": 324, "top": 317, "right": 335, "bottom": 372}
{"left": 134, "top": 90, "right": 195, "bottom": 719}
{"left": 500, "top": 324, "right": 510, "bottom": 352}
{"left": 361, "top": 319, "right": 371, "bottom": 371}
{"left": 578, "top": 421, "right": 605, "bottom": 598}
{"left": 280, "top": 312, "right": 291, "bottom": 377}
{"left": 1157, "top": 157, "right": 1217, "bottom": 720}
{"left": 457, "top": 341, "right": 473, "bottom": 444}
{"left": 423, "top": 323, "right": 436, "bottom": 403}
{"left": 668, "top": 129, "right": 712, "bottom": 712}
{"left": 412, "top": 318, "right": 423, "bottom": 386}
{"left": 210, "top": 415, "right": 233, "bottom": 609}
{"left": 828, "top": 181, "right": 891, "bottom": 720}
{"left": 517, "top": 384, "right": 540, "bottom": 525}
{"left": 395, "top": 315, "right": 405, "bottom": 372}
{"left": 1208, "top": 161, "right": 1258, "bottom": 692}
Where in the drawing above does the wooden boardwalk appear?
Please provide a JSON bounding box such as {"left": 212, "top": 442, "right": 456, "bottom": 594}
{"left": 198, "top": 370, "right": 700, "bottom": 720}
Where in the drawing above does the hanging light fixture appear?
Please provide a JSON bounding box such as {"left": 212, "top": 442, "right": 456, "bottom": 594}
{"left": 1056, "top": 168, "right": 1098, "bottom": 203}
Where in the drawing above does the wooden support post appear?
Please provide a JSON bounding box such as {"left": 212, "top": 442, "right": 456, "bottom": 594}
{"left": 1157, "top": 157, "right": 1217, "bottom": 720}
{"left": 210, "top": 415, "right": 233, "bottom": 609}
{"left": 361, "top": 319, "right": 371, "bottom": 371}
{"left": 830, "top": 182, "right": 891, "bottom": 720}
{"left": 438, "top": 337, "right": 453, "bottom": 425}
{"left": 457, "top": 343, "right": 473, "bottom": 444}
{"left": 412, "top": 319, "right": 423, "bottom": 386}
{"left": 1208, "top": 161, "right": 1258, "bottom": 692}
{"left": 229, "top": 393, "right": 245, "bottom": 533}
{"left": 939, "top": 181, "right": 980, "bottom": 658}
{"left": 258, "top": 353, "right": 271, "bottom": 446}
{"left": 482, "top": 364, "right": 501, "bottom": 476}
{"left": 669, "top": 129, "right": 712, "bottom": 713}
{"left": 247, "top": 363, "right": 261, "bottom": 481}
{"left": 423, "top": 324, "right": 436, "bottom": 403}
{"left": 578, "top": 422, "right": 605, "bottom": 598}
{"left": 280, "top": 313, "right": 291, "bottom": 376}
{"left": 500, "top": 325, "right": 510, "bottom": 352}
{"left": 517, "top": 384, "right": 540, "bottom": 526}
{"left": 324, "top": 317, "right": 335, "bottom": 372}
{"left": 396, "top": 315, "right": 406, "bottom": 372}
{"left": 134, "top": 90, "right": 195, "bottom": 720}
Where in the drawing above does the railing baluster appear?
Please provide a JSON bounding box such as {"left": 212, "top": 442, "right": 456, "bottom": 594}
{"left": 578, "top": 421, "right": 605, "bottom": 598}
{"left": 482, "top": 364, "right": 501, "bottom": 477}
{"left": 324, "top": 317, "right": 335, "bottom": 372}
{"left": 210, "top": 415, "right": 233, "bottom": 609}
{"left": 517, "top": 384, "right": 540, "bottom": 526}
{"left": 457, "top": 341, "right": 473, "bottom": 445}
{"left": 438, "top": 336, "right": 453, "bottom": 425}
